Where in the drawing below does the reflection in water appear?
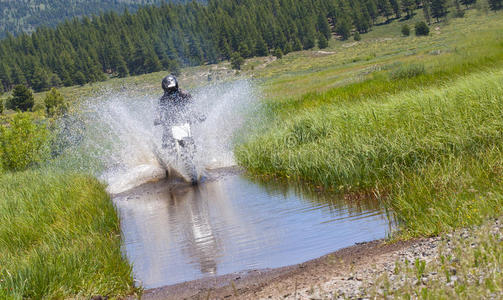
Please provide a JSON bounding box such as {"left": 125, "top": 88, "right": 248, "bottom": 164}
{"left": 114, "top": 174, "right": 392, "bottom": 289}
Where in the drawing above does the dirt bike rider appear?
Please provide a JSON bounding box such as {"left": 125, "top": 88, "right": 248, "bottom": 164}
{"left": 155, "top": 74, "right": 193, "bottom": 149}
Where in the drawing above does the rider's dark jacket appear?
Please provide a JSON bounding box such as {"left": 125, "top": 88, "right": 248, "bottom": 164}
{"left": 158, "top": 89, "right": 192, "bottom": 126}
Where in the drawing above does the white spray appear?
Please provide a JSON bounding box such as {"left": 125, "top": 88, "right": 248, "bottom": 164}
{"left": 58, "top": 80, "right": 258, "bottom": 194}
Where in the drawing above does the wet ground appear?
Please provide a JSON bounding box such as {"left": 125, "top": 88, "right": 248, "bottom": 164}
{"left": 113, "top": 169, "right": 392, "bottom": 290}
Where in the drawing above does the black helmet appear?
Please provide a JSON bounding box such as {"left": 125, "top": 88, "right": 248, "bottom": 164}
{"left": 162, "top": 75, "right": 178, "bottom": 92}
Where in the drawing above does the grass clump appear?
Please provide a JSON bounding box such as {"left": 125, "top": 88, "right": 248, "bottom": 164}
{"left": 388, "top": 63, "right": 426, "bottom": 79}
{"left": 0, "top": 170, "right": 136, "bottom": 298}
{"left": 237, "top": 70, "right": 503, "bottom": 235}
{"left": 369, "top": 220, "right": 503, "bottom": 298}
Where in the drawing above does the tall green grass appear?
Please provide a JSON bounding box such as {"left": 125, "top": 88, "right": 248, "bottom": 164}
{"left": 0, "top": 170, "right": 136, "bottom": 298}
{"left": 237, "top": 70, "right": 503, "bottom": 235}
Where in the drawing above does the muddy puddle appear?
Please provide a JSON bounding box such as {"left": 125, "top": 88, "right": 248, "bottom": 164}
{"left": 113, "top": 170, "right": 392, "bottom": 289}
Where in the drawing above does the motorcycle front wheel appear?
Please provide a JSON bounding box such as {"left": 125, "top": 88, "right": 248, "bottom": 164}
{"left": 180, "top": 138, "right": 198, "bottom": 184}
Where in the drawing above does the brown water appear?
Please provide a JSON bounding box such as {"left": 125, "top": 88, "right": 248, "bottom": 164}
{"left": 114, "top": 172, "right": 392, "bottom": 289}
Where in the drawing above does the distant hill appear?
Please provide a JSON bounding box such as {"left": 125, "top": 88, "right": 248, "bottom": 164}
{"left": 0, "top": 0, "right": 178, "bottom": 38}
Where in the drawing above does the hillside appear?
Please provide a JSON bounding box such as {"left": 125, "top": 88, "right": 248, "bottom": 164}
{"left": 0, "top": 0, "right": 174, "bottom": 38}
{"left": 1, "top": 7, "right": 503, "bottom": 298}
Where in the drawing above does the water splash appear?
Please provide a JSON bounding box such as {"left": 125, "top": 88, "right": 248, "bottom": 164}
{"left": 57, "top": 80, "right": 258, "bottom": 194}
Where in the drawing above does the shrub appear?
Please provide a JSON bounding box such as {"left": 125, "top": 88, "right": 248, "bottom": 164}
{"left": 354, "top": 32, "right": 361, "bottom": 41}
{"left": 415, "top": 21, "right": 430, "bottom": 36}
{"left": 0, "top": 99, "right": 3, "bottom": 115}
{"left": 44, "top": 88, "right": 68, "bottom": 118}
{"left": 0, "top": 113, "right": 50, "bottom": 171}
{"left": 389, "top": 63, "right": 426, "bottom": 79}
{"left": 401, "top": 24, "right": 411, "bottom": 36}
{"left": 32, "top": 102, "right": 45, "bottom": 112}
{"left": 9, "top": 85, "right": 34, "bottom": 112}
{"left": 230, "top": 52, "right": 244, "bottom": 70}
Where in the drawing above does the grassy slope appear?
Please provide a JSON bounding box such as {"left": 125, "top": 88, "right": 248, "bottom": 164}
{"left": 0, "top": 8, "right": 501, "bottom": 299}
{"left": 235, "top": 10, "right": 503, "bottom": 236}
{"left": 0, "top": 170, "right": 136, "bottom": 299}
{"left": 256, "top": 9, "right": 503, "bottom": 99}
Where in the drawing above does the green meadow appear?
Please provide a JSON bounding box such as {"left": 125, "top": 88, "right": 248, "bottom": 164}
{"left": 0, "top": 7, "right": 502, "bottom": 298}
{"left": 237, "top": 10, "right": 503, "bottom": 237}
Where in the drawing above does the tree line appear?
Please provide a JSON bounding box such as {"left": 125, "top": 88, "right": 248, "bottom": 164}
{"left": 0, "top": 0, "right": 172, "bottom": 39}
{"left": 0, "top": 0, "right": 501, "bottom": 93}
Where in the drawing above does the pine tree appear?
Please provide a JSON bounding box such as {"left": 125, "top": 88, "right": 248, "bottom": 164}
{"left": 292, "top": 38, "right": 303, "bottom": 51}
{"left": 11, "top": 65, "right": 27, "bottom": 86}
{"left": 44, "top": 88, "right": 68, "bottom": 117}
{"left": 61, "top": 70, "right": 74, "bottom": 87}
{"left": 335, "top": 18, "right": 351, "bottom": 40}
{"left": 238, "top": 42, "right": 251, "bottom": 58}
{"left": 230, "top": 52, "right": 244, "bottom": 70}
{"left": 431, "top": 0, "right": 448, "bottom": 21}
{"left": 378, "top": 0, "right": 394, "bottom": 21}
{"left": 460, "top": 0, "right": 476, "bottom": 8}
{"left": 318, "top": 32, "right": 329, "bottom": 48}
{"left": 31, "top": 66, "right": 50, "bottom": 92}
{"left": 255, "top": 37, "right": 269, "bottom": 57}
{"left": 402, "top": 0, "right": 416, "bottom": 18}
{"left": 423, "top": 0, "right": 432, "bottom": 24}
{"left": 365, "top": 0, "right": 379, "bottom": 24}
{"left": 488, "top": 0, "right": 502, "bottom": 9}
{"left": 453, "top": 0, "right": 465, "bottom": 17}
{"left": 0, "top": 63, "right": 11, "bottom": 91}
{"left": 10, "top": 85, "right": 34, "bottom": 112}
{"left": 317, "top": 13, "right": 331, "bottom": 40}
{"left": 273, "top": 48, "right": 283, "bottom": 59}
{"left": 73, "top": 71, "right": 86, "bottom": 86}
{"left": 117, "top": 59, "right": 129, "bottom": 78}
{"left": 389, "top": 0, "right": 402, "bottom": 18}
{"left": 50, "top": 74, "right": 62, "bottom": 87}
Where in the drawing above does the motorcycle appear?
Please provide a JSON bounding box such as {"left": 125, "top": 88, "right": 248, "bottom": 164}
{"left": 170, "top": 122, "right": 198, "bottom": 184}
{"left": 154, "top": 118, "right": 200, "bottom": 184}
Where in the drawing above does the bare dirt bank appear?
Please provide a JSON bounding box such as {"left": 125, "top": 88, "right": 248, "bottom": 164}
{"left": 137, "top": 237, "right": 429, "bottom": 300}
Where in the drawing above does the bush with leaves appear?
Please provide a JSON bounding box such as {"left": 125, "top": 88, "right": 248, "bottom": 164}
{"left": 0, "top": 113, "right": 50, "bottom": 171}
{"left": 9, "top": 85, "right": 34, "bottom": 112}
{"left": 0, "top": 99, "right": 3, "bottom": 115}
{"left": 44, "top": 88, "right": 68, "bottom": 118}
{"left": 415, "top": 21, "right": 430, "bottom": 36}
{"left": 401, "top": 24, "right": 411, "bottom": 36}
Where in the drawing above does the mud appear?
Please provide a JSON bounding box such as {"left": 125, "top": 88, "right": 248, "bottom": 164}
{"left": 137, "top": 238, "right": 422, "bottom": 300}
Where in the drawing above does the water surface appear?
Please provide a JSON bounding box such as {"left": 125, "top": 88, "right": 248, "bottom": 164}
{"left": 114, "top": 173, "right": 391, "bottom": 289}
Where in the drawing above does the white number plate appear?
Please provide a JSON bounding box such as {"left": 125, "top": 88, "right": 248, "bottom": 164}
{"left": 171, "top": 123, "right": 191, "bottom": 140}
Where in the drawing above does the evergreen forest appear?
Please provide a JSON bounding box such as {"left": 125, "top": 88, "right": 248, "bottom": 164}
{"left": 0, "top": 0, "right": 500, "bottom": 92}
